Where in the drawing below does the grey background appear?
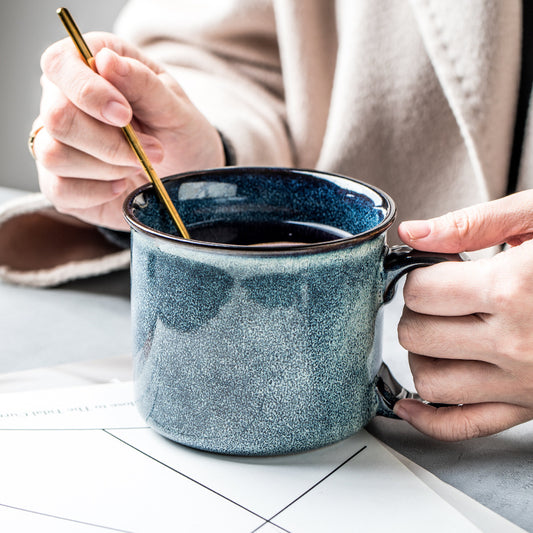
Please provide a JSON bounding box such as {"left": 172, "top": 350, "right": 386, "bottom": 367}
{"left": 0, "top": 0, "right": 127, "bottom": 192}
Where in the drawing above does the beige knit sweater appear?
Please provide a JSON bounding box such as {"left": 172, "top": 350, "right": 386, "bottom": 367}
{"left": 0, "top": 0, "right": 528, "bottom": 285}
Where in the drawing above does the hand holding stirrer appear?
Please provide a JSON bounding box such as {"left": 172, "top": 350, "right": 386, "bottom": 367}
{"left": 57, "top": 7, "right": 190, "bottom": 239}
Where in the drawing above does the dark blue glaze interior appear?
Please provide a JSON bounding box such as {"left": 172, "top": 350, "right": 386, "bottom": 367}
{"left": 127, "top": 168, "right": 393, "bottom": 248}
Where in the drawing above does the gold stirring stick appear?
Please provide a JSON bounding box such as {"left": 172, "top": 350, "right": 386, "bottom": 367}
{"left": 57, "top": 7, "right": 190, "bottom": 239}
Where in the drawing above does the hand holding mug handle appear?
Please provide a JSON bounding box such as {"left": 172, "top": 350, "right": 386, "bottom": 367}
{"left": 375, "top": 245, "right": 465, "bottom": 415}
{"left": 376, "top": 190, "right": 533, "bottom": 440}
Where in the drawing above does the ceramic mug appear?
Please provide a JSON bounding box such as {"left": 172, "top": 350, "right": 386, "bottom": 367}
{"left": 123, "top": 167, "right": 458, "bottom": 456}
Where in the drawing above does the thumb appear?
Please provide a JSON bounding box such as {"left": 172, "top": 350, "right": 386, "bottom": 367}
{"left": 398, "top": 190, "right": 533, "bottom": 252}
{"left": 393, "top": 399, "right": 532, "bottom": 441}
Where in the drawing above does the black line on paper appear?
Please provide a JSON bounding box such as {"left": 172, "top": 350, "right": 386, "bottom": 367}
{"left": 251, "top": 521, "right": 292, "bottom": 533}
{"left": 101, "top": 429, "right": 279, "bottom": 527}
{"left": 0, "top": 502, "right": 133, "bottom": 532}
{"left": 252, "top": 445, "right": 368, "bottom": 532}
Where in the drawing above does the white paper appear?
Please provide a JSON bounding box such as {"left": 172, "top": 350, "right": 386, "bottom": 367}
{"left": 0, "top": 382, "right": 144, "bottom": 430}
{"left": 0, "top": 354, "right": 133, "bottom": 394}
{"left": 0, "top": 382, "right": 486, "bottom": 532}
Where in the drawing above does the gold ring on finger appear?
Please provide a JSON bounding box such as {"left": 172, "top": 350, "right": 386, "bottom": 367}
{"left": 28, "top": 125, "right": 45, "bottom": 160}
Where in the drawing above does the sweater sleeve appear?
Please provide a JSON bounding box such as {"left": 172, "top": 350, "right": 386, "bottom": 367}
{"left": 0, "top": 194, "right": 130, "bottom": 287}
{"left": 114, "top": 0, "right": 294, "bottom": 167}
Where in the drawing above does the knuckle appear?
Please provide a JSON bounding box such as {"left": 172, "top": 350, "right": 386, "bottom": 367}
{"left": 38, "top": 139, "right": 64, "bottom": 170}
{"left": 503, "top": 335, "right": 531, "bottom": 363}
{"left": 443, "top": 209, "right": 478, "bottom": 246}
{"left": 398, "top": 310, "right": 441, "bottom": 355}
{"left": 411, "top": 363, "right": 465, "bottom": 405}
{"left": 486, "top": 290, "right": 529, "bottom": 360}
{"left": 429, "top": 408, "right": 484, "bottom": 442}
{"left": 449, "top": 209, "right": 471, "bottom": 234}
{"left": 42, "top": 175, "right": 70, "bottom": 213}
{"left": 42, "top": 100, "right": 75, "bottom": 139}
{"left": 414, "top": 360, "right": 474, "bottom": 405}
{"left": 397, "top": 322, "right": 410, "bottom": 351}
{"left": 477, "top": 328, "right": 511, "bottom": 363}
{"left": 489, "top": 277, "right": 522, "bottom": 315}
{"left": 397, "top": 318, "right": 418, "bottom": 352}
{"left": 101, "top": 135, "right": 127, "bottom": 165}
{"left": 456, "top": 412, "right": 484, "bottom": 440}
{"left": 45, "top": 176, "right": 89, "bottom": 213}
{"left": 412, "top": 369, "right": 442, "bottom": 403}
{"left": 74, "top": 75, "right": 94, "bottom": 105}
{"left": 403, "top": 273, "right": 425, "bottom": 310}
{"left": 47, "top": 174, "right": 65, "bottom": 203}
{"left": 40, "top": 42, "right": 63, "bottom": 75}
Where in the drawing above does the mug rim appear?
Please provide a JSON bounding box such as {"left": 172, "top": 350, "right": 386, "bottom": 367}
{"left": 123, "top": 166, "right": 397, "bottom": 255}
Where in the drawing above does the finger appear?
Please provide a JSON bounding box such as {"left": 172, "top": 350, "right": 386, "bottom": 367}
{"left": 41, "top": 36, "right": 132, "bottom": 127}
{"left": 33, "top": 128, "right": 140, "bottom": 180}
{"left": 398, "top": 309, "right": 496, "bottom": 362}
{"left": 94, "top": 48, "right": 188, "bottom": 128}
{"left": 67, "top": 206, "right": 131, "bottom": 232}
{"left": 40, "top": 78, "right": 164, "bottom": 167}
{"left": 403, "top": 259, "right": 491, "bottom": 315}
{"left": 38, "top": 170, "right": 128, "bottom": 212}
{"left": 407, "top": 353, "right": 516, "bottom": 405}
{"left": 398, "top": 190, "right": 533, "bottom": 252}
{"left": 65, "top": 173, "right": 148, "bottom": 231}
{"left": 393, "top": 399, "right": 532, "bottom": 441}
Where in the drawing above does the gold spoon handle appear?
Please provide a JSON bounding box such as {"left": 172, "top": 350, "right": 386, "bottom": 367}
{"left": 57, "top": 7, "right": 190, "bottom": 239}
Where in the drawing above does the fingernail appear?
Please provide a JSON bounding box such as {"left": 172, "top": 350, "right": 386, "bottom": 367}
{"left": 102, "top": 100, "right": 131, "bottom": 126}
{"left": 393, "top": 403, "right": 410, "bottom": 422}
{"left": 111, "top": 179, "right": 126, "bottom": 195}
{"left": 402, "top": 220, "right": 431, "bottom": 241}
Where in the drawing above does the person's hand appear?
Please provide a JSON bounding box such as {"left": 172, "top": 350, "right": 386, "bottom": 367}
{"left": 33, "top": 32, "right": 225, "bottom": 230}
{"left": 394, "top": 190, "right": 533, "bottom": 440}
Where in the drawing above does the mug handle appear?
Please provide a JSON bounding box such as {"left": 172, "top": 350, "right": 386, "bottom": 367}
{"left": 375, "top": 245, "right": 466, "bottom": 417}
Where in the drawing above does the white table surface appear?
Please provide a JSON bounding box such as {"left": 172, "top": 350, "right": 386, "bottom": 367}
{"left": 1, "top": 186, "right": 531, "bottom": 531}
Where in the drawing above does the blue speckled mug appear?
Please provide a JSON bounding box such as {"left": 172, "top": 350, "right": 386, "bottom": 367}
{"left": 124, "top": 167, "right": 456, "bottom": 456}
